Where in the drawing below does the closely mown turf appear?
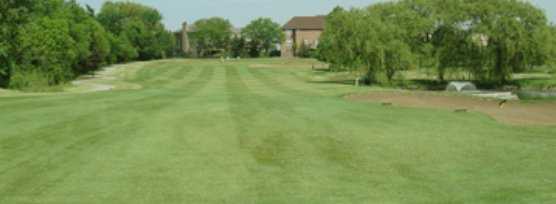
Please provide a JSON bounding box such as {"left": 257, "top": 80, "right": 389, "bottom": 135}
{"left": 1, "top": 59, "right": 555, "bottom": 203}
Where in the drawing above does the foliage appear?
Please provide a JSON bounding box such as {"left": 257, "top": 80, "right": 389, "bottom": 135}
{"left": 318, "top": 6, "right": 415, "bottom": 84}
{"left": 241, "top": 18, "right": 284, "bottom": 57}
{"left": 317, "top": 0, "right": 554, "bottom": 86}
{"left": 0, "top": 0, "right": 175, "bottom": 89}
{"left": 108, "top": 34, "right": 138, "bottom": 63}
{"left": 190, "top": 17, "right": 233, "bottom": 57}
{"left": 62, "top": 0, "right": 112, "bottom": 74}
{"left": 8, "top": 70, "right": 54, "bottom": 91}
{"left": 459, "top": 0, "right": 549, "bottom": 84}
{"left": 230, "top": 36, "right": 248, "bottom": 58}
{"left": 14, "top": 17, "right": 76, "bottom": 87}
{"left": 97, "top": 1, "right": 175, "bottom": 61}
{"left": 297, "top": 42, "right": 316, "bottom": 58}
{"left": 0, "top": 0, "right": 65, "bottom": 87}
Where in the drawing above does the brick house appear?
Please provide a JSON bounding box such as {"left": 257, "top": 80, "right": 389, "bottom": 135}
{"left": 281, "top": 16, "right": 326, "bottom": 57}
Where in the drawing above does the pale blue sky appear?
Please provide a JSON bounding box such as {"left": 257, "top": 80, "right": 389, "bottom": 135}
{"left": 76, "top": 0, "right": 556, "bottom": 31}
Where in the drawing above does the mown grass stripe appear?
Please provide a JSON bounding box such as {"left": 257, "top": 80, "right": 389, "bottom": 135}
{"left": 0, "top": 63, "right": 215, "bottom": 174}
{"left": 246, "top": 66, "right": 315, "bottom": 97}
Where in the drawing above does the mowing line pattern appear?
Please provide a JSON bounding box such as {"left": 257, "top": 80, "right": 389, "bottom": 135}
{"left": 0, "top": 59, "right": 555, "bottom": 203}
{"left": 0, "top": 63, "right": 215, "bottom": 201}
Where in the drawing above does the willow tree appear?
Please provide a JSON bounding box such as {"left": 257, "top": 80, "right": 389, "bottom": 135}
{"left": 318, "top": 5, "right": 415, "bottom": 84}
{"left": 458, "top": 0, "right": 550, "bottom": 84}
{"left": 317, "top": 7, "right": 359, "bottom": 71}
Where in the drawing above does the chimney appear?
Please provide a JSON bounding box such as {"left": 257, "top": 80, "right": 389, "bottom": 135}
{"left": 182, "top": 21, "right": 190, "bottom": 55}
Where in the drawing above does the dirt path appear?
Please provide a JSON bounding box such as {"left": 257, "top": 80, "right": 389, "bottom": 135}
{"left": 347, "top": 91, "right": 556, "bottom": 126}
{"left": 70, "top": 80, "right": 114, "bottom": 92}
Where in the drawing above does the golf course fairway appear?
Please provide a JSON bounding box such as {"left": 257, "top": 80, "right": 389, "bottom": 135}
{"left": 1, "top": 59, "right": 555, "bottom": 203}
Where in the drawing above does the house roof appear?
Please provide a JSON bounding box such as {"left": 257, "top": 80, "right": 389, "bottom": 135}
{"left": 283, "top": 16, "right": 326, "bottom": 30}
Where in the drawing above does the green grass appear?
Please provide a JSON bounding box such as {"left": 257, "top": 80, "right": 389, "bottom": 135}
{"left": 1, "top": 59, "right": 555, "bottom": 203}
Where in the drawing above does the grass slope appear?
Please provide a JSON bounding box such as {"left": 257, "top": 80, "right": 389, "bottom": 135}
{"left": 1, "top": 59, "right": 555, "bottom": 203}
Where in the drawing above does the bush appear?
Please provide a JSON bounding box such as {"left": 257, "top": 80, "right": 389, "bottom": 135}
{"left": 97, "top": 1, "right": 175, "bottom": 61}
{"left": 230, "top": 37, "right": 248, "bottom": 58}
{"left": 0, "top": 0, "right": 175, "bottom": 90}
{"left": 516, "top": 90, "right": 556, "bottom": 100}
{"left": 297, "top": 43, "right": 316, "bottom": 58}
{"left": 269, "top": 49, "right": 281, "bottom": 57}
{"left": 108, "top": 34, "right": 138, "bottom": 63}
{"left": 9, "top": 70, "right": 51, "bottom": 91}
{"left": 17, "top": 17, "right": 76, "bottom": 85}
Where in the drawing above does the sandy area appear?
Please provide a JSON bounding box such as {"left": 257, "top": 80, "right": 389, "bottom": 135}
{"left": 347, "top": 91, "right": 556, "bottom": 126}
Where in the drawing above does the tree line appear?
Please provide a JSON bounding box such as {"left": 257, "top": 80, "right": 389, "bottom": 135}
{"left": 186, "top": 17, "right": 284, "bottom": 58}
{"left": 0, "top": 0, "right": 176, "bottom": 90}
{"left": 0, "top": 0, "right": 286, "bottom": 90}
{"left": 317, "top": 0, "right": 556, "bottom": 86}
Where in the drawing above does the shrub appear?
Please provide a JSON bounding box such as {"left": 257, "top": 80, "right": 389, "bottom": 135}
{"left": 516, "top": 91, "right": 556, "bottom": 100}
{"left": 269, "top": 49, "right": 281, "bottom": 57}
{"left": 17, "top": 17, "right": 76, "bottom": 86}
{"left": 9, "top": 70, "right": 51, "bottom": 91}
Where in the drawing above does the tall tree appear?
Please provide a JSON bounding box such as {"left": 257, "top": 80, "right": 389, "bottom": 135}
{"left": 241, "top": 18, "right": 284, "bottom": 57}
{"left": 230, "top": 36, "right": 248, "bottom": 58}
{"left": 318, "top": 0, "right": 553, "bottom": 86}
{"left": 97, "top": 1, "right": 174, "bottom": 61}
{"left": 318, "top": 6, "right": 414, "bottom": 83}
{"left": 455, "top": 0, "right": 548, "bottom": 84}
{"left": 13, "top": 18, "right": 77, "bottom": 88}
{"left": 190, "top": 17, "right": 233, "bottom": 57}
{"left": 0, "top": 0, "right": 65, "bottom": 87}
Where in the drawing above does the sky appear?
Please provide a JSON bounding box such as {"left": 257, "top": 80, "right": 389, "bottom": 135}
{"left": 76, "top": 0, "right": 556, "bottom": 31}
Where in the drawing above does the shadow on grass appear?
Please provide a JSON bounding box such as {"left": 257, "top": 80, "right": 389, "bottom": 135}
{"left": 309, "top": 79, "right": 356, "bottom": 85}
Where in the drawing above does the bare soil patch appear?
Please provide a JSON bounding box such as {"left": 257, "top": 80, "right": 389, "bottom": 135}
{"left": 347, "top": 91, "right": 556, "bottom": 126}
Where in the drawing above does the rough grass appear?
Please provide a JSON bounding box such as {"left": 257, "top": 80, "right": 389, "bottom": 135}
{"left": 0, "top": 59, "right": 555, "bottom": 203}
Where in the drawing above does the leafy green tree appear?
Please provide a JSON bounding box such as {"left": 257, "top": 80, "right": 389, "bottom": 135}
{"left": 13, "top": 17, "right": 76, "bottom": 88}
{"left": 97, "top": 2, "right": 162, "bottom": 35}
{"left": 158, "top": 30, "right": 177, "bottom": 58}
{"left": 241, "top": 18, "right": 284, "bottom": 57}
{"left": 0, "top": 0, "right": 65, "bottom": 87}
{"left": 81, "top": 20, "right": 111, "bottom": 72}
{"left": 318, "top": 6, "right": 414, "bottom": 83}
{"left": 230, "top": 36, "right": 248, "bottom": 58}
{"left": 60, "top": 0, "right": 111, "bottom": 74}
{"left": 318, "top": 7, "right": 361, "bottom": 71}
{"left": 190, "top": 17, "right": 233, "bottom": 57}
{"left": 1, "top": 0, "right": 175, "bottom": 89}
{"left": 457, "top": 0, "right": 549, "bottom": 84}
{"left": 97, "top": 1, "right": 174, "bottom": 61}
{"left": 545, "top": 25, "right": 556, "bottom": 69}
{"left": 1, "top": 0, "right": 115, "bottom": 88}
{"left": 108, "top": 34, "right": 138, "bottom": 63}
{"left": 318, "top": 0, "right": 552, "bottom": 86}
